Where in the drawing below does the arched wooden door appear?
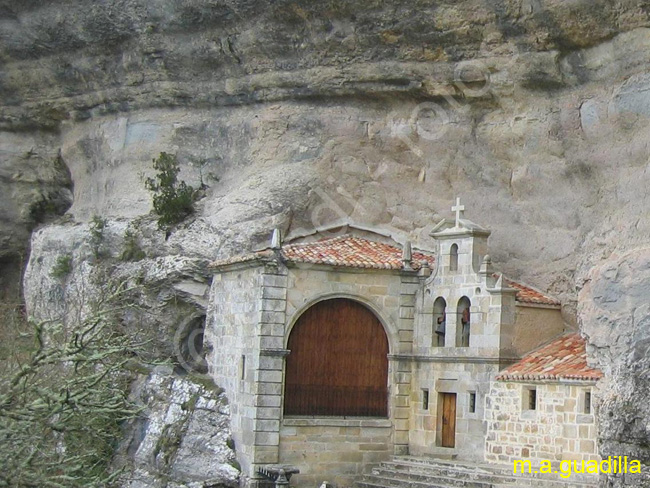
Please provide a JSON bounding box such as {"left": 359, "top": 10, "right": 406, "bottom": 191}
{"left": 284, "top": 298, "right": 389, "bottom": 417}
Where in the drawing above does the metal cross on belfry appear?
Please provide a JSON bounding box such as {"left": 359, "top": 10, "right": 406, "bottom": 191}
{"left": 452, "top": 197, "right": 465, "bottom": 227}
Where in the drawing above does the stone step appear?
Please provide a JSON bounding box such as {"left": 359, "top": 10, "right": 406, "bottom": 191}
{"left": 391, "top": 457, "right": 598, "bottom": 485}
{"left": 382, "top": 460, "right": 515, "bottom": 480}
{"left": 354, "top": 456, "right": 599, "bottom": 488}
{"left": 369, "top": 467, "right": 494, "bottom": 488}
{"left": 356, "top": 474, "right": 467, "bottom": 488}
{"left": 369, "top": 466, "right": 589, "bottom": 488}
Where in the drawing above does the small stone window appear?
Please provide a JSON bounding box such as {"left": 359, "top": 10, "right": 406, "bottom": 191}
{"left": 450, "top": 243, "right": 459, "bottom": 272}
{"left": 422, "top": 389, "right": 430, "bottom": 410}
{"left": 469, "top": 392, "right": 476, "bottom": 413}
{"left": 584, "top": 390, "right": 592, "bottom": 414}
{"left": 524, "top": 387, "right": 537, "bottom": 411}
{"left": 240, "top": 355, "right": 246, "bottom": 380}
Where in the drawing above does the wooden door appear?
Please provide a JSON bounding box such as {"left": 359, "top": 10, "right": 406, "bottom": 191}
{"left": 284, "top": 298, "right": 389, "bottom": 417}
{"left": 441, "top": 393, "right": 457, "bottom": 448}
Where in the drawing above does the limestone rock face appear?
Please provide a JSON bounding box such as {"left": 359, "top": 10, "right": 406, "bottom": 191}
{"left": 23, "top": 217, "right": 213, "bottom": 362}
{"left": 3, "top": 1, "right": 650, "bottom": 486}
{"left": 0, "top": 130, "right": 72, "bottom": 292}
{"left": 579, "top": 250, "right": 650, "bottom": 488}
{"left": 4, "top": 1, "right": 650, "bottom": 298}
{"left": 117, "top": 369, "right": 240, "bottom": 488}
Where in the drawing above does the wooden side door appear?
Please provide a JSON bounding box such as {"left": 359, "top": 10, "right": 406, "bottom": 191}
{"left": 441, "top": 393, "right": 457, "bottom": 448}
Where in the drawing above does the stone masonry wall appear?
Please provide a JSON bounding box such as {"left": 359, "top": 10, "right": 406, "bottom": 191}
{"left": 279, "top": 418, "right": 393, "bottom": 488}
{"left": 512, "top": 306, "right": 565, "bottom": 358}
{"left": 207, "top": 261, "right": 292, "bottom": 485}
{"left": 409, "top": 361, "right": 497, "bottom": 461}
{"left": 485, "top": 381, "right": 599, "bottom": 465}
{"left": 249, "top": 262, "right": 289, "bottom": 474}
{"left": 409, "top": 231, "right": 510, "bottom": 461}
{"left": 418, "top": 233, "right": 514, "bottom": 360}
{"left": 280, "top": 265, "right": 421, "bottom": 486}
{"left": 205, "top": 266, "right": 263, "bottom": 479}
{"left": 207, "top": 261, "right": 421, "bottom": 486}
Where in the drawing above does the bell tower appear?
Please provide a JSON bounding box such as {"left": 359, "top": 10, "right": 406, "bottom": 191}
{"left": 431, "top": 197, "right": 491, "bottom": 276}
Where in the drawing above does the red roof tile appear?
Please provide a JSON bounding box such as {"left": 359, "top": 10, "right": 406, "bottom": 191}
{"left": 503, "top": 277, "right": 561, "bottom": 307}
{"left": 210, "top": 235, "right": 435, "bottom": 271}
{"left": 210, "top": 236, "right": 558, "bottom": 307}
{"left": 497, "top": 333, "right": 603, "bottom": 382}
{"left": 282, "top": 235, "right": 434, "bottom": 270}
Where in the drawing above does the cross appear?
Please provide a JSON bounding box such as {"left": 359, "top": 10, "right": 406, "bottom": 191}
{"left": 452, "top": 197, "right": 465, "bottom": 227}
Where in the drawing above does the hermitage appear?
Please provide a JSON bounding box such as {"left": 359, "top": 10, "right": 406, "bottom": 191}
{"left": 206, "top": 200, "right": 601, "bottom": 487}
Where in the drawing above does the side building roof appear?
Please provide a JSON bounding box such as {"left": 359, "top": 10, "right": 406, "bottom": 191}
{"left": 502, "top": 277, "right": 561, "bottom": 307}
{"left": 497, "top": 333, "right": 603, "bottom": 382}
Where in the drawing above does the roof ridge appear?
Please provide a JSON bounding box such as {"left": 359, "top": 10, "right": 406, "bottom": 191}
{"left": 284, "top": 233, "right": 351, "bottom": 247}
{"left": 527, "top": 332, "right": 580, "bottom": 357}
{"left": 280, "top": 233, "right": 435, "bottom": 271}
{"left": 498, "top": 274, "right": 561, "bottom": 306}
{"left": 506, "top": 275, "right": 558, "bottom": 296}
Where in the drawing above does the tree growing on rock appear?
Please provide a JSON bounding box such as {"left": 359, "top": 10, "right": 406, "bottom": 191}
{"left": 144, "top": 152, "right": 197, "bottom": 232}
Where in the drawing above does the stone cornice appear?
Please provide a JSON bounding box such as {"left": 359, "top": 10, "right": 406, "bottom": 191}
{"left": 388, "top": 354, "right": 519, "bottom": 365}
{"left": 260, "top": 348, "right": 290, "bottom": 357}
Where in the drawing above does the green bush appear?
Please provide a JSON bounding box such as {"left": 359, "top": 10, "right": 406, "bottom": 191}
{"left": 89, "top": 215, "right": 108, "bottom": 259}
{"left": 50, "top": 255, "right": 72, "bottom": 279}
{"left": 120, "top": 229, "right": 146, "bottom": 262}
{"left": 144, "top": 152, "right": 196, "bottom": 230}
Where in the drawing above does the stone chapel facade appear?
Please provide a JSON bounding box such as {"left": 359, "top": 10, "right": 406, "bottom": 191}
{"left": 206, "top": 207, "right": 599, "bottom": 487}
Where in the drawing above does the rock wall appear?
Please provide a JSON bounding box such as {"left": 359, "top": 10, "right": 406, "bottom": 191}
{"left": 0, "top": 130, "right": 72, "bottom": 294}
{"left": 4, "top": 1, "right": 650, "bottom": 485}
{"left": 579, "top": 249, "right": 650, "bottom": 487}
{"left": 117, "top": 369, "right": 240, "bottom": 488}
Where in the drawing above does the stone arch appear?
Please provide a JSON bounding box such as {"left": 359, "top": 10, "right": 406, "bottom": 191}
{"left": 456, "top": 296, "right": 471, "bottom": 347}
{"left": 433, "top": 297, "right": 447, "bottom": 347}
{"left": 450, "top": 243, "right": 459, "bottom": 272}
{"left": 284, "top": 297, "right": 390, "bottom": 417}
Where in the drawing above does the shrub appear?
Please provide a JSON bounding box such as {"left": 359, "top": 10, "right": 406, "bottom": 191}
{"left": 50, "top": 255, "right": 72, "bottom": 279}
{"left": 144, "top": 152, "right": 196, "bottom": 230}
{"left": 120, "top": 229, "right": 146, "bottom": 262}
{"left": 89, "top": 215, "right": 108, "bottom": 259}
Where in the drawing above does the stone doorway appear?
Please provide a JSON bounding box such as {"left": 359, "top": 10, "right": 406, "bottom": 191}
{"left": 439, "top": 393, "right": 457, "bottom": 448}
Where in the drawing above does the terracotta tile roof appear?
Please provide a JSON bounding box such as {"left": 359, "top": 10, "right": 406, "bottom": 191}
{"left": 282, "top": 235, "right": 435, "bottom": 270}
{"left": 210, "top": 235, "right": 435, "bottom": 271}
{"left": 209, "top": 236, "right": 556, "bottom": 308}
{"left": 501, "top": 276, "right": 561, "bottom": 307}
{"left": 497, "top": 333, "right": 603, "bottom": 382}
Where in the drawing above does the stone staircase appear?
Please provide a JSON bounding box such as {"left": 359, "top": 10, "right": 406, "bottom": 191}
{"left": 354, "top": 456, "right": 599, "bottom": 488}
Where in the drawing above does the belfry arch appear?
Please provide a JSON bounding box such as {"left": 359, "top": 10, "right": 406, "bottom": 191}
{"left": 284, "top": 298, "right": 389, "bottom": 417}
